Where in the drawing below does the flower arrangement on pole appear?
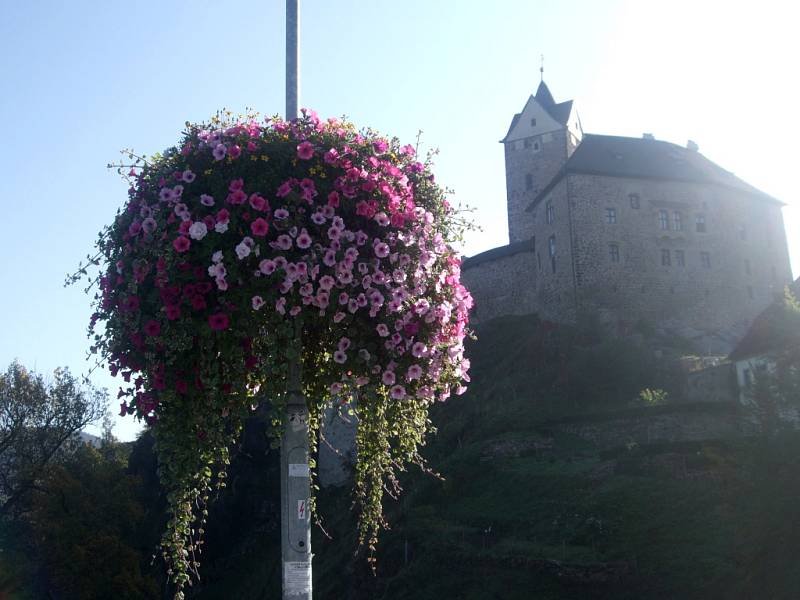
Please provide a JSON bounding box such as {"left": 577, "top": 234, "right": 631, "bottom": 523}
{"left": 75, "top": 109, "right": 472, "bottom": 597}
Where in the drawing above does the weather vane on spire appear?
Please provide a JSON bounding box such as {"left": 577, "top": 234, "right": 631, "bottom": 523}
{"left": 540, "top": 54, "right": 544, "bottom": 82}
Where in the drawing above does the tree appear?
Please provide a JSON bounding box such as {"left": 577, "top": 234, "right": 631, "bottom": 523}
{"left": 0, "top": 361, "right": 106, "bottom": 518}
{"left": 25, "top": 442, "right": 159, "bottom": 599}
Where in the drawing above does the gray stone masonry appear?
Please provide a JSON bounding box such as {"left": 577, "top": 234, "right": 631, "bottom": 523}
{"left": 505, "top": 128, "right": 572, "bottom": 243}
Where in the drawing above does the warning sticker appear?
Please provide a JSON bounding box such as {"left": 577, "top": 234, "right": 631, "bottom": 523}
{"left": 289, "top": 463, "right": 310, "bottom": 478}
{"left": 297, "top": 499, "right": 307, "bottom": 520}
{"left": 284, "top": 561, "right": 312, "bottom": 595}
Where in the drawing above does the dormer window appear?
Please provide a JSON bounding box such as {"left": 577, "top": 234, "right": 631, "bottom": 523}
{"left": 530, "top": 118, "right": 537, "bottom": 127}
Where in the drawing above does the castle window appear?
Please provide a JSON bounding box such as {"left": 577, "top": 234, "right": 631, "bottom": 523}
{"left": 609, "top": 243, "right": 620, "bottom": 263}
{"left": 659, "top": 210, "right": 669, "bottom": 230}
{"left": 701, "top": 251, "right": 711, "bottom": 268}
{"left": 661, "top": 249, "right": 671, "bottom": 266}
{"left": 548, "top": 235, "right": 556, "bottom": 273}
{"left": 629, "top": 193, "right": 640, "bottom": 209}
{"left": 525, "top": 173, "right": 534, "bottom": 191}
{"left": 546, "top": 201, "right": 554, "bottom": 224}
{"left": 745, "top": 259, "right": 751, "bottom": 276}
{"left": 533, "top": 141, "right": 540, "bottom": 152}
{"left": 606, "top": 208, "right": 617, "bottom": 224}
{"left": 696, "top": 214, "right": 707, "bottom": 233}
{"left": 524, "top": 138, "right": 532, "bottom": 149}
{"left": 530, "top": 118, "right": 537, "bottom": 127}
{"left": 673, "top": 211, "right": 683, "bottom": 231}
{"left": 675, "top": 249, "right": 685, "bottom": 267}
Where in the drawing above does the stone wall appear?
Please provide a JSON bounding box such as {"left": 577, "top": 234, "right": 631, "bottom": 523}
{"left": 686, "top": 362, "right": 738, "bottom": 404}
{"left": 461, "top": 242, "right": 537, "bottom": 324}
{"left": 505, "top": 127, "right": 570, "bottom": 243}
{"left": 547, "top": 404, "right": 742, "bottom": 450}
{"left": 527, "top": 178, "right": 579, "bottom": 323}
{"left": 565, "top": 173, "right": 793, "bottom": 335}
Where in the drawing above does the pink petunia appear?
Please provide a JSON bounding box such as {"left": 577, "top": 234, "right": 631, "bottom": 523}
{"left": 296, "top": 141, "right": 314, "bottom": 160}
{"left": 143, "top": 319, "right": 161, "bottom": 337}
{"left": 296, "top": 228, "right": 312, "bottom": 249}
{"left": 251, "top": 295, "right": 265, "bottom": 310}
{"left": 251, "top": 218, "right": 269, "bottom": 236}
{"left": 173, "top": 236, "right": 190, "bottom": 253}
{"left": 208, "top": 312, "right": 230, "bottom": 331}
{"left": 389, "top": 384, "right": 406, "bottom": 400}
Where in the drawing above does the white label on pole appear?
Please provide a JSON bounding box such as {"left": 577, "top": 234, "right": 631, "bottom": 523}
{"left": 284, "top": 561, "right": 312, "bottom": 595}
{"left": 289, "top": 463, "right": 310, "bottom": 478}
{"left": 297, "top": 499, "right": 307, "bottom": 520}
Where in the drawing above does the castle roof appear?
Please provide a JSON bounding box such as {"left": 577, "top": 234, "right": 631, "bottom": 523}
{"left": 728, "top": 278, "right": 800, "bottom": 361}
{"left": 501, "top": 81, "right": 574, "bottom": 142}
{"left": 462, "top": 239, "right": 534, "bottom": 270}
{"left": 527, "top": 134, "right": 781, "bottom": 210}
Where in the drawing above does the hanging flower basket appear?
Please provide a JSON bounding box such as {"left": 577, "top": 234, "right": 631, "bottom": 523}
{"left": 82, "top": 109, "right": 472, "bottom": 596}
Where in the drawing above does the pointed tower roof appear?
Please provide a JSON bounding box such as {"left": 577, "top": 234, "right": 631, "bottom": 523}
{"left": 535, "top": 80, "right": 555, "bottom": 109}
{"left": 501, "top": 80, "right": 575, "bottom": 142}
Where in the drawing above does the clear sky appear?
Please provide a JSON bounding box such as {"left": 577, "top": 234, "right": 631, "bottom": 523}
{"left": 1, "top": 0, "right": 797, "bottom": 441}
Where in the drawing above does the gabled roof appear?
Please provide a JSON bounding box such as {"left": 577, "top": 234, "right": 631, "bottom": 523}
{"left": 462, "top": 239, "right": 534, "bottom": 270}
{"left": 501, "top": 81, "right": 573, "bottom": 142}
{"left": 728, "top": 279, "right": 800, "bottom": 361}
{"left": 527, "top": 134, "right": 782, "bottom": 211}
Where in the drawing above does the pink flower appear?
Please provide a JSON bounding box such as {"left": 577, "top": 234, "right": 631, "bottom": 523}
{"left": 296, "top": 228, "right": 312, "bottom": 249}
{"left": 173, "top": 236, "right": 190, "bottom": 253}
{"left": 412, "top": 342, "right": 428, "bottom": 358}
{"left": 297, "top": 141, "right": 314, "bottom": 160}
{"left": 165, "top": 305, "right": 181, "bottom": 320}
{"left": 374, "top": 242, "right": 390, "bottom": 258}
{"left": 208, "top": 312, "right": 230, "bottom": 331}
{"left": 406, "top": 364, "right": 423, "bottom": 381}
{"left": 382, "top": 370, "right": 396, "bottom": 385}
{"left": 249, "top": 193, "right": 268, "bottom": 211}
{"left": 276, "top": 181, "right": 293, "bottom": 197}
{"left": 389, "top": 384, "right": 406, "bottom": 400}
{"left": 259, "top": 259, "right": 277, "bottom": 275}
{"left": 330, "top": 382, "right": 344, "bottom": 394}
{"left": 143, "top": 319, "right": 161, "bottom": 337}
{"left": 251, "top": 295, "right": 265, "bottom": 310}
{"left": 228, "top": 144, "right": 242, "bottom": 159}
{"left": 251, "top": 218, "right": 269, "bottom": 236}
{"left": 229, "top": 178, "right": 244, "bottom": 192}
{"left": 376, "top": 324, "right": 390, "bottom": 337}
{"left": 333, "top": 350, "right": 347, "bottom": 364}
{"left": 182, "top": 170, "right": 196, "bottom": 183}
{"left": 338, "top": 337, "right": 351, "bottom": 351}
{"left": 213, "top": 144, "right": 227, "bottom": 160}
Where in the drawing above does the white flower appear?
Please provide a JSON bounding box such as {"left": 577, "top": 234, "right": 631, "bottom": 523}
{"left": 215, "top": 221, "right": 229, "bottom": 233}
{"left": 212, "top": 250, "right": 224, "bottom": 263}
{"left": 189, "top": 221, "right": 208, "bottom": 240}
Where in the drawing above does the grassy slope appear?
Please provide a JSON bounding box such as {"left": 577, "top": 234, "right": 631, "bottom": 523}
{"left": 302, "top": 315, "right": 800, "bottom": 600}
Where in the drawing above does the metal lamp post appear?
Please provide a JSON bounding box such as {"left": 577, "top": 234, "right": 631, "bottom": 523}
{"left": 280, "top": 4, "right": 312, "bottom": 599}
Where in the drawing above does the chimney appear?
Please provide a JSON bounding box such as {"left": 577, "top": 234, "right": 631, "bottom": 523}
{"left": 642, "top": 133, "right": 655, "bottom": 140}
{"left": 687, "top": 140, "right": 699, "bottom": 152}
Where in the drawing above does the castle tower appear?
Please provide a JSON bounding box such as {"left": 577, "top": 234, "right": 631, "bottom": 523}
{"left": 501, "top": 79, "right": 581, "bottom": 242}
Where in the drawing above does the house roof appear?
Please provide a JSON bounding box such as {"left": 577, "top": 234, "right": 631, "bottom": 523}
{"left": 462, "top": 239, "right": 534, "bottom": 270}
{"left": 728, "top": 279, "right": 800, "bottom": 361}
{"left": 527, "top": 134, "right": 782, "bottom": 211}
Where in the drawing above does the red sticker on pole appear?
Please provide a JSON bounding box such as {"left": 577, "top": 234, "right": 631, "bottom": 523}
{"left": 297, "top": 499, "right": 307, "bottom": 520}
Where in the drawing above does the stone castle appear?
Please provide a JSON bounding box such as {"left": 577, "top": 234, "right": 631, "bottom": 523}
{"left": 462, "top": 79, "right": 794, "bottom": 351}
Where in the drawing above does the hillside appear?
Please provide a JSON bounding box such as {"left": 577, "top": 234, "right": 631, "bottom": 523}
{"left": 4, "top": 314, "right": 800, "bottom": 599}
